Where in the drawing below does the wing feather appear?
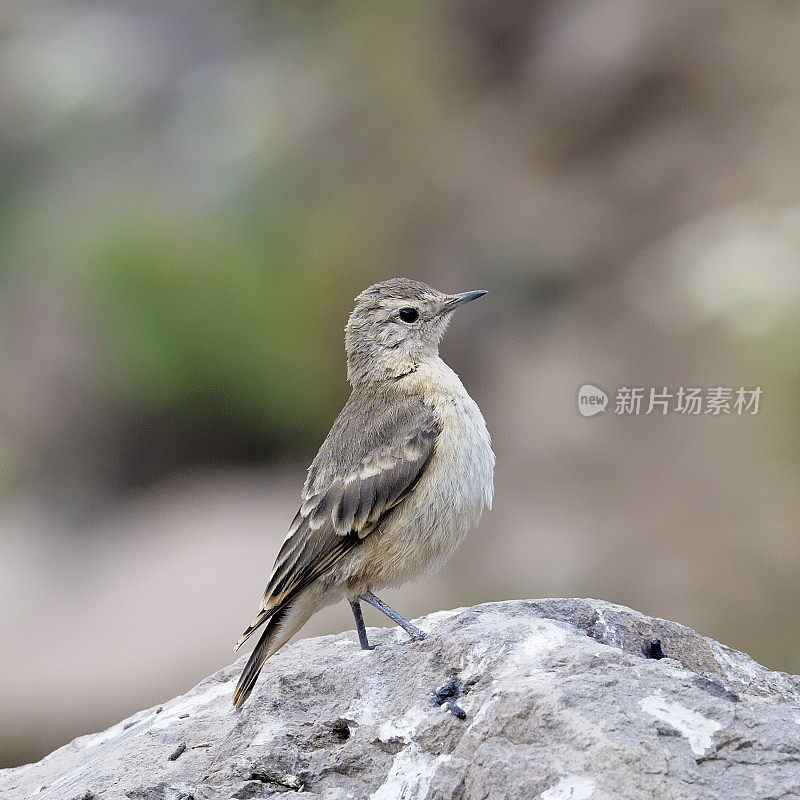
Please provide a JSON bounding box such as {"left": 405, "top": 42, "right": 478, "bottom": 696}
{"left": 235, "top": 406, "right": 440, "bottom": 650}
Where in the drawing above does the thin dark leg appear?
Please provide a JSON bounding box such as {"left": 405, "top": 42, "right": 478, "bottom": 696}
{"left": 359, "top": 591, "right": 427, "bottom": 641}
{"left": 349, "top": 599, "right": 375, "bottom": 650}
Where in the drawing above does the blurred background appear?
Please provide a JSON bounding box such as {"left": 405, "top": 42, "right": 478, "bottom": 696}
{"left": 2, "top": 0, "right": 799, "bottom": 768}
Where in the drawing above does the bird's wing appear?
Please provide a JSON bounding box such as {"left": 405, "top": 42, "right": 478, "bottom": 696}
{"left": 235, "top": 407, "right": 440, "bottom": 650}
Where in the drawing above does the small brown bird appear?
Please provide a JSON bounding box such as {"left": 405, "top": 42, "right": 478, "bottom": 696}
{"left": 233, "top": 278, "right": 494, "bottom": 708}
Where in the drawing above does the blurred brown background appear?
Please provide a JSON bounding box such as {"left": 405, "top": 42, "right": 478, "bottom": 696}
{"left": 2, "top": 0, "right": 799, "bottom": 769}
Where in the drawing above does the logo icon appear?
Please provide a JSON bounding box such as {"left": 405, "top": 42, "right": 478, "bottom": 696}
{"left": 578, "top": 384, "right": 608, "bottom": 417}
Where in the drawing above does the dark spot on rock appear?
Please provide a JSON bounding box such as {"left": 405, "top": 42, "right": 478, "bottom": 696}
{"left": 693, "top": 675, "right": 739, "bottom": 702}
{"left": 326, "top": 718, "right": 351, "bottom": 741}
{"left": 643, "top": 639, "right": 665, "bottom": 659}
{"left": 302, "top": 718, "right": 355, "bottom": 749}
{"left": 432, "top": 676, "right": 462, "bottom": 706}
{"left": 167, "top": 743, "right": 187, "bottom": 761}
{"left": 445, "top": 701, "right": 467, "bottom": 719}
{"left": 155, "top": 706, "right": 163, "bottom": 714}
{"left": 431, "top": 675, "right": 468, "bottom": 719}
{"left": 178, "top": 713, "right": 190, "bottom": 719}
{"left": 714, "top": 733, "right": 756, "bottom": 754}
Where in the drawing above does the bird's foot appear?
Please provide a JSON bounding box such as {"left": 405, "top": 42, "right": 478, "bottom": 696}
{"left": 358, "top": 591, "right": 429, "bottom": 643}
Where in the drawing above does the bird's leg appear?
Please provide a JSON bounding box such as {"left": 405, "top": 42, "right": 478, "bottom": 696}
{"left": 348, "top": 599, "right": 375, "bottom": 650}
{"left": 359, "top": 591, "right": 427, "bottom": 641}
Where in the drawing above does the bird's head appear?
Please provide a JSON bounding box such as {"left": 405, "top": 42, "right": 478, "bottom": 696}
{"left": 345, "top": 278, "right": 486, "bottom": 385}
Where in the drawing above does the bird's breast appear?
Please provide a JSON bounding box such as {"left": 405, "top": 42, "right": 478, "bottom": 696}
{"left": 423, "top": 388, "right": 495, "bottom": 526}
{"left": 376, "top": 365, "right": 495, "bottom": 580}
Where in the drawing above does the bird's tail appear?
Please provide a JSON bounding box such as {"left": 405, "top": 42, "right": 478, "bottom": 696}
{"left": 232, "top": 588, "right": 318, "bottom": 709}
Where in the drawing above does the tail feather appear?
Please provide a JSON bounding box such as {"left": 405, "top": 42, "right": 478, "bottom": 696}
{"left": 232, "top": 588, "right": 318, "bottom": 709}
{"left": 233, "top": 604, "right": 290, "bottom": 709}
{"left": 234, "top": 606, "right": 274, "bottom": 652}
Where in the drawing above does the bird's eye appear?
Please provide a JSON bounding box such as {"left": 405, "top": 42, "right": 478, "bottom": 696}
{"left": 398, "top": 307, "right": 419, "bottom": 323}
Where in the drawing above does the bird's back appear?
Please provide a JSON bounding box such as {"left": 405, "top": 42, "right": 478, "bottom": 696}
{"left": 303, "top": 386, "right": 437, "bottom": 497}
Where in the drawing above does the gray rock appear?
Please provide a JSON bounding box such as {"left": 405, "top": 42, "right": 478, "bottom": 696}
{"left": 2, "top": 599, "right": 799, "bottom": 800}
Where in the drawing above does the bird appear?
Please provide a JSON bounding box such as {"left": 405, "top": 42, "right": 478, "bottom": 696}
{"left": 232, "top": 278, "right": 494, "bottom": 708}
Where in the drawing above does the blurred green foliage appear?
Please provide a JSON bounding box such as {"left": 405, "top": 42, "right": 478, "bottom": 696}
{"left": 83, "top": 208, "right": 348, "bottom": 453}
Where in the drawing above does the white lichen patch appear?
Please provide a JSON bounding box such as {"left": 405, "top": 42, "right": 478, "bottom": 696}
{"left": 345, "top": 674, "right": 392, "bottom": 726}
{"left": 377, "top": 705, "right": 428, "bottom": 744}
{"left": 640, "top": 694, "right": 722, "bottom": 756}
{"left": 370, "top": 744, "right": 450, "bottom": 800}
{"left": 540, "top": 774, "right": 596, "bottom": 800}
{"left": 149, "top": 680, "right": 231, "bottom": 731}
{"left": 461, "top": 618, "right": 568, "bottom": 733}
{"left": 79, "top": 718, "right": 129, "bottom": 750}
{"left": 466, "top": 691, "right": 500, "bottom": 732}
{"left": 507, "top": 621, "right": 569, "bottom": 666}
{"left": 250, "top": 717, "right": 286, "bottom": 747}
{"left": 322, "top": 790, "right": 358, "bottom": 800}
{"left": 593, "top": 609, "right": 623, "bottom": 648}
{"left": 77, "top": 703, "right": 160, "bottom": 751}
{"left": 708, "top": 640, "right": 760, "bottom": 685}
{"left": 413, "top": 607, "right": 466, "bottom": 627}
{"left": 462, "top": 616, "right": 568, "bottom": 690}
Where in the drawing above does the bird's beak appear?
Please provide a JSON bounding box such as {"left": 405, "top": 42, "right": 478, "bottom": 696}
{"left": 442, "top": 290, "right": 488, "bottom": 311}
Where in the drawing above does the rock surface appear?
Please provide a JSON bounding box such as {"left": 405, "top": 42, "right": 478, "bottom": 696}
{"left": 3, "top": 599, "right": 800, "bottom": 800}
